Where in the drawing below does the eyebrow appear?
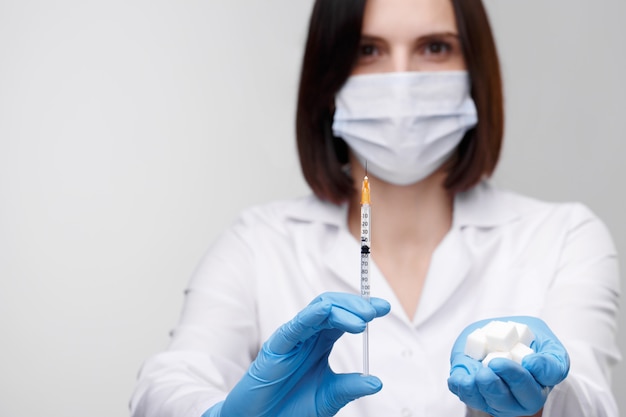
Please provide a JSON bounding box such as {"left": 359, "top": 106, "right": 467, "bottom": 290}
{"left": 418, "top": 32, "right": 460, "bottom": 40}
{"left": 359, "top": 31, "right": 460, "bottom": 43}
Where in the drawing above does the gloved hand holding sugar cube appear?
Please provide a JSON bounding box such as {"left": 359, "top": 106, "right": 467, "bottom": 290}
{"left": 448, "top": 316, "right": 570, "bottom": 417}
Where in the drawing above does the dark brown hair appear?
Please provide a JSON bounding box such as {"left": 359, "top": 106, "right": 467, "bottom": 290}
{"left": 296, "top": 0, "right": 504, "bottom": 204}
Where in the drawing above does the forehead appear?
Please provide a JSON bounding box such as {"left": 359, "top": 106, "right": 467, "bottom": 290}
{"left": 361, "top": 0, "right": 459, "bottom": 37}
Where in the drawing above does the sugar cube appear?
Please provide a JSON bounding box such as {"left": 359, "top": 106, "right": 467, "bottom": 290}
{"left": 509, "top": 321, "right": 535, "bottom": 347}
{"left": 464, "top": 328, "right": 488, "bottom": 360}
{"left": 510, "top": 342, "right": 534, "bottom": 364}
{"left": 482, "top": 320, "right": 519, "bottom": 352}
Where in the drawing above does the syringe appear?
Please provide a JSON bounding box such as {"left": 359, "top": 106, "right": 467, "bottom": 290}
{"left": 360, "top": 172, "right": 371, "bottom": 375}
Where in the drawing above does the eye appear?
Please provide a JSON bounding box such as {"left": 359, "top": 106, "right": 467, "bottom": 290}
{"left": 416, "top": 35, "right": 463, "bottom": 65}
{"left": 424, "top": 40, "right": 452, "bottom": 55}
{"left": 358, "top": 43, "right": 379, "bottom": 57}
{"left": 355, "top": 41, "right": 382, "bottom": 67}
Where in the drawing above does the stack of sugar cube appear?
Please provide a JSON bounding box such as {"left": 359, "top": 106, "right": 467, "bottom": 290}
{"left": 464, "top": 320, "right": 535, "bottom": 367}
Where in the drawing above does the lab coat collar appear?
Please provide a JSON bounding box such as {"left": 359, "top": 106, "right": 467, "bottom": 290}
{"left": 453, "top": 180, "right": 521, "bottom": 228}
{"left": 283, "top": 195, "right": 349, "bottom": 229}
{"left": 284, "top": 180, "right": 520, "bottom": 230}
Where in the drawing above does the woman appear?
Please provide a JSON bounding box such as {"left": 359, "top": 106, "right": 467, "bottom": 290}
{"left": 131, "top": 0, "right": 621, "bottom": 416}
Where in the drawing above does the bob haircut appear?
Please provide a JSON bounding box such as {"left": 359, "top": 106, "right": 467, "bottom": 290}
{"left": 296, "top": 0, "right": 504, "bottom": 204}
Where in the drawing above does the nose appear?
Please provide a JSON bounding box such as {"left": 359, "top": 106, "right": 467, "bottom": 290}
{"left": 389, "top": 45, "right": 413, "bottom": 72}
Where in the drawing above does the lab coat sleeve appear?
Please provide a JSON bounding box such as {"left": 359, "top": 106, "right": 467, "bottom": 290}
{"left": 130, "top": 216, "right": 260, "bottom": 417}
{"left": 540, "top": 204, "right": 621, "bottom": 417}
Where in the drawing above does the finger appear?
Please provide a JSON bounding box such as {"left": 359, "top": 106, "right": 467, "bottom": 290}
{"left": 448, "top": 373, "right": 487, "bottom": 410}
{"left": 314, "top": 293, "right": 389, "bottom": 321}
{"left": 319, "top": 296, "right": 391, "bottom": 348}
{"left": 268, "top": 294, "right": 388, "bottom": 355}
{"left": 523, "top": 352, "right": 569, "bottom": 387}
{"left": 369, "top": 297, "right": 391, "bottom": 318}
{"left": 317, "top": 373, "right": 383, "bottom": 417}
{"left": 448, "top": 351, "right": 482, "bottom": 400}
{"left": 514, "top": 317, "right": 569, "bottom": 387}
{"left": 327, "top": 297, "right": 390, "bottom": 332}
{"left": 490, "top": 359, "right": 546, "bottom": 413}
{"left": 448, "top": 353, "right": 489, "bottom": 413}
{"left": 449, "top": 351, "right": 482, "bottom": 376}
{"left": 475, "top": 364, "right": 520, "bottom": 413}
{"left": 327, "top": 305, "right": 368, "bottom": 334}
{"left": 267, "top": 300, "right": 333, "bottom": 354}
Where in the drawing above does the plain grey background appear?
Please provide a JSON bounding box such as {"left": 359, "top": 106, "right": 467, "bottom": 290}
{"left": 0, "top": 1, "right": 624, "bottom": 416}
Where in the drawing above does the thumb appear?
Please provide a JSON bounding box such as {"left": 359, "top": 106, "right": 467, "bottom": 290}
{"left": 316, "top": 374, "right": 383, "bottom": 417}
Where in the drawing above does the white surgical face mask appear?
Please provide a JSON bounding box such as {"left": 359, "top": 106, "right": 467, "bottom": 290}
{"left": 332, "top": 71, "right": 478, "bottom": 185}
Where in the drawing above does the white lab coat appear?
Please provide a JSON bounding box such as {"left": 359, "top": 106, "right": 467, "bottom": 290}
{"left": 130, "top": 181, "right": 621, "bottom": 417}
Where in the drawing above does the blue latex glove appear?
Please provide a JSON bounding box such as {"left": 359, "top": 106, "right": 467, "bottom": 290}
{"left": 202, "top": 292, "right": 391, "bottom": 417}
{"left": 448, "top": 316, "right": 569, "bottom": 417}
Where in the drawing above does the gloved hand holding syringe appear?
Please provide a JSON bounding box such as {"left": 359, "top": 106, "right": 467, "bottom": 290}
{"left": 201, "top": 293, "right": 390, "bottom": 417}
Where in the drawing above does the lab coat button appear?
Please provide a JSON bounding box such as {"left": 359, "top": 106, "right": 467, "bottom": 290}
{"left": 401, "top": 407, "right": 412, "bottom": 417}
